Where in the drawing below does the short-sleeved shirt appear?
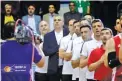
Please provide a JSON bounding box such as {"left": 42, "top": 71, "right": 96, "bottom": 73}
{"left": 81, "top": 39, "right": 102, "bottom": 79}
{"left": 60, "top": 33, "right": 77, "bottom": 74}
{"left": 72, "top": 37, "right": 87, "bottom": 81}
{"left": 1, "top": 40, "right": 42, "bottom": 81}
{"left": 88, "top": 45, "right": 112, "bottom": 80}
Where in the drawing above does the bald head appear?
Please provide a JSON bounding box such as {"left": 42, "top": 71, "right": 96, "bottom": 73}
{"left": 39, "top": 21, "right": 49, "bottom": 35}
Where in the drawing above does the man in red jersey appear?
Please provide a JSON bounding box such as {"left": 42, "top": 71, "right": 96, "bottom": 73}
{"left": 88, "top": 28, "right": 113, "bottom": 81}
{"left": 104, "top": 22, "right": 122, "bottom": 81}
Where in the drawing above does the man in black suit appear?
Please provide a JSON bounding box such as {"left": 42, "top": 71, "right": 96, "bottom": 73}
{"left": 64, "top": 2, "right": 82, "bottom": 28}
{"left": 43, "top": 15, "right": 68, "bottom": 81}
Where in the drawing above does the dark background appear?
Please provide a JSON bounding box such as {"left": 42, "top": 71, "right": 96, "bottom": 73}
{"left": 1, "top": 1, "right": 122, "bottom": 35}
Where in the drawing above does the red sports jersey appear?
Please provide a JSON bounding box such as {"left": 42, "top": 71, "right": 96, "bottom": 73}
{"left": 88, "top": 45, "right": 112, "bottom": 80}
{"left": 113, "top": 35, "right": 121, "bottom": 56}
{"left": 113, "top": 34, "right": 122, "bottom": 81}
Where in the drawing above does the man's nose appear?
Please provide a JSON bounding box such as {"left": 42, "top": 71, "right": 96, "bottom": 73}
{"left": 96, "top": 27, "right": 99, "bottom": 30}
{"left": 82, "top": 33, "right": 85, "bottom": 36}
{"left": 56, "top": 21, "right": 59, "bottom": 23}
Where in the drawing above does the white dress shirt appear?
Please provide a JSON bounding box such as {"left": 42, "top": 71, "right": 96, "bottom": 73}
{"left": 55, "top": 30, "right": 63, "bottom": 45}
{"left": 81, "top": 38, "right": 102, "bottom": 79}
{"left": 55, "top": 30, "right": 64, "bottom": 66}
{"left": 28, "top": 15, "right": 37, "bottom": 35}
{"left": 60, "top": 33, "right": 77, "bottom": 75}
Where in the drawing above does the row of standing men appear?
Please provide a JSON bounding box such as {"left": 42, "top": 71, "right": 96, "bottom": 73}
{"left": 32, "top": 14, "right": 122, "bottom": 81}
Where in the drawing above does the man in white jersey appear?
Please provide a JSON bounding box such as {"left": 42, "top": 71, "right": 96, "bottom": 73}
{"left": 71, "top": 24, "right": 92, "bottom": 81}
{"left": 71, "top": 19, "right": 91, "bottom": 81}
{"left": 80, "top": 19, "right": 104, "bottom": 81}
{"left": 70, "top": 20, "right": 81, "bottom": 81}
{"left": 59, "top": 19, "right": 76, "bottom": 81}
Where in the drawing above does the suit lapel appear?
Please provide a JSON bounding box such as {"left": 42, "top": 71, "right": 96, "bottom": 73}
{"left": 26, "top": 15, "right": 28, "bottom": 24}
{"left": 34, "top": 15, "right": 36, "bottom": 24}
{"left": 63, "top": 29, "right": 67, "bottom": 37}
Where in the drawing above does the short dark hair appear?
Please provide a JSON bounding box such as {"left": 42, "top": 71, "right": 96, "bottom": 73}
{"left": 49, "top": 4, "right": 55, "bottom": 8}
{"left": 28, "top": 4, "right": 36, "bottom": 8}
{"left": 80, "top": 25, "right": 91, "bottom": 30}
{"left": 92, "top": 19, "right": 104, "bottom": 27}
{"left": 101, "top": 28, "right": 113, "bottom": 36}
{"left": 68, "top": 19, "right": 76, "bottom": 24}
{"left": 73, "top": 20, "right": 80, "bottom": 25}
{"left": 3, "top": 21, "right": 15, "bottom": 39}
{"left": 69, "top": 1, "right": 75, "bottom": 6}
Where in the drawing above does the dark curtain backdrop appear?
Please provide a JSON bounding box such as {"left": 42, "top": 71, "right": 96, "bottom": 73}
{"left": 90, "top": 1, "right": 122, "bottom": 35}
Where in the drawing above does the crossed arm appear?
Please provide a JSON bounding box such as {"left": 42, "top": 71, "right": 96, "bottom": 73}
{"left": 59, "top": 49, "right": 72, "bottom": 61}
{"left": 104, "top": 38, "right": 115, "bottom": 67}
